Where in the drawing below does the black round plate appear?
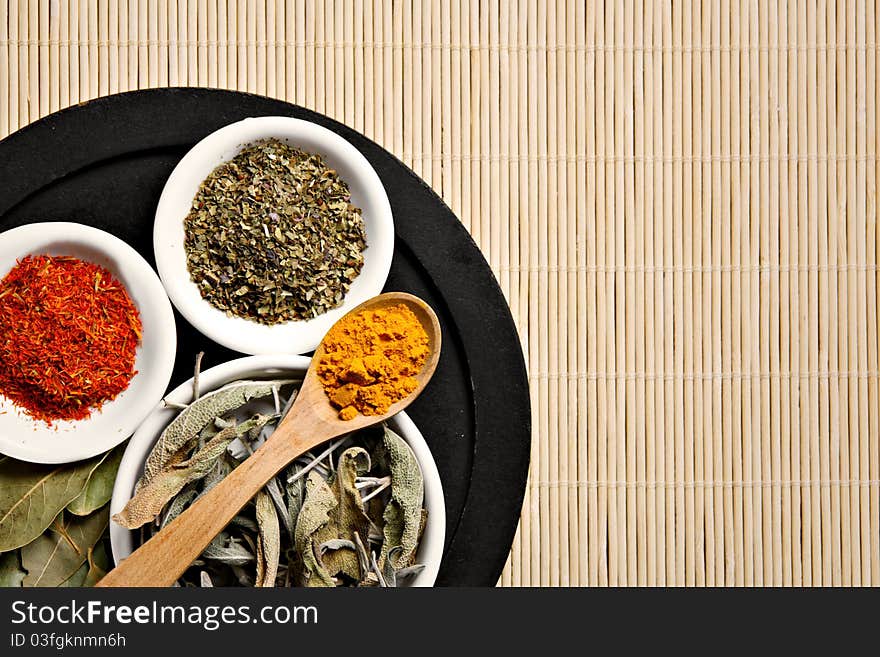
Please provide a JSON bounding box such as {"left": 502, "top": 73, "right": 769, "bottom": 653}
{"left": 0, "top": 88, "right": 530, "bottom": 586}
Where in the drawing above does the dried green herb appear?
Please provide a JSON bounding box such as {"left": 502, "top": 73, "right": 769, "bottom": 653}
{"left": 184, "top": 139, "right": 367, "bottom": 323}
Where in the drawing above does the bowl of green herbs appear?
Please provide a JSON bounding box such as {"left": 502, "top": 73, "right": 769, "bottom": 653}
{"left": 153, "top": 116, "right": 394, "bottom": 356}
{"left": 109, "top": 354, "right": 445, "bottom": 587}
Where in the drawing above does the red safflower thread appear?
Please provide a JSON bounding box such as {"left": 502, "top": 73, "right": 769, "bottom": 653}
{"left": 0, "top": 255, "right": 143, "bottom": 424}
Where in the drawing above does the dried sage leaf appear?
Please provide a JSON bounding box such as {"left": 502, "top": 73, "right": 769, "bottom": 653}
{"left": 68, "top": 443, "right": 126, "bottom": 516}
{"left": 115, "top": 415, "right": 269, "bottom": 529}
{"left": 255, "top": 491, "right": 280, "bottom": 587}
{"left": 0, "top": 550, "right": 25, "bottom": 587}
{"left": 0, "top": 454, "right": 104, "bottom": 552}
{"left": 21, "top": 506, "right": 110, "bottom": 587}
{"left": 378, "top": 428, "right": 425, "bottom": 568}
{"left": 202, "top": 533, "right": 254, "bottom": 566}
{"left": 313, "top": 447, "right": 372, "bottom": 582}
{"left": 143, "top": 381, "right": 283, "bottom": 482}
{"left": 294, "top": 472, "right": 337, "bottom": 587}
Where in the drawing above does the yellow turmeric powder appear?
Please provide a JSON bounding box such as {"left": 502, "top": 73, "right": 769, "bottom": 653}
{"left": 317, "top": 303, "right": 430, "bottom": 420}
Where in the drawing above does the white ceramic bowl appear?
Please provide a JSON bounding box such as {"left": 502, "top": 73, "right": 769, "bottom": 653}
{"left": 0, "top": 222, "right": 177, "bottom": 464}
{"left": 110, "top": 354, "right": 445, "bottom": 587}
{"left": 154, "top": 116, "right": 395, "bottom": 356}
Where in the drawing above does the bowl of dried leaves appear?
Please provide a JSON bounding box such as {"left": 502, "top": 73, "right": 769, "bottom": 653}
{"left": 109, "top": 354, "right": 445, "bottom": 587}
{"left": 153, "top": 116, "right": 395, "bottom": 356}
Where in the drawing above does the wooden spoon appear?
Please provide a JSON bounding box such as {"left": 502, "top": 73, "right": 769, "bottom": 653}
{"left": 98, "top": 292, "right": 441, "bottom": 587}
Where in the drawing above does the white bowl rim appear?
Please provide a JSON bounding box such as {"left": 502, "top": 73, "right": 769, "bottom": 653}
{"left": 0, "top": 221, "right": 177, "bottom": 464}
{"left": 153, "top": 116, "right": 395, "bottom": 356}
{"left": 109, "top": 354, "right": 446, "bottom": 587}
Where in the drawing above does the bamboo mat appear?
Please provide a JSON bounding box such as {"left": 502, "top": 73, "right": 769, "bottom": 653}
{"left": 1, "top": 1, "right": 879, "bottom": 587}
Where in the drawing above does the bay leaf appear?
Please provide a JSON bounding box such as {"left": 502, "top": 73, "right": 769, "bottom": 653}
{"left": 255, "top": 490, "right": 280, "bottom": 587}
{"left": 377, "top": 428, "right": 425, "bottom": 568}
{"left": 83, "top": 541, "right": 112, "bottom": 587}
{"left": 59, "top": 562, "right": 89, "bottom": 588}
{"left": 293, "top": 472, "right": 337, "bottom": 587}
{"left": 68, "top": 443, "right": 126, "bottom": 516}
{"left": 142, "top": 381, "right": 285, "bottom": 483}
{"left": 115, "top": 415, "right": 268, "bottom": 529}
{"left": 21, "top": 506, "right": 110, "bottom": 587}
{"left": 313, "top": 447, "right": 372, "bottom": 582}
{"left": 0, "top": 454, "right": 104, "bottom": 552}
{"left": 0, "top": 550, "right": 25, "bottom": 587}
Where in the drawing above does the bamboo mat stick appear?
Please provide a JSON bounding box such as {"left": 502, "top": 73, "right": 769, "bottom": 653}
{"left": 59, "top": 0, "right": 69, "bottom": 108}
{"left": 29, "top": 0, "right": 40, "bottom": 119}
{"left": 1, "top": 3, "right": 9, "bottom": 137}
{"left": 148, "top": 0, "right": 158, "bottom": 87}
{"left": 196, "top": 0, "right": 206, "bottom": 87}
{"left": 583, "top": 0, "right": 599, "bottom": 588}
{"left": 567, "top": 0, "right": 583, "bottom": 587}
{"left": 652, "top": 0, "right": 668, "bottom": 586}
{"left": 693, "top": 0, "right": 708, "bottom": 586}
{"left": 177, "top": 0, "right": 187, "bottom": 85}
{"left": 710, "top": 0, "right": 725, "bottom": 585}
{"left": 747, "top": 0, "right": 762, "bottom": 587}
{"left": 845, "top": 0, "right": 862, "bottom": 585}
{"left": 642, "top": 0, "right": 657, "bottom": 587}
{"left": 6, "top": 0, "right": 16, "bottom": 131}
{"left": 870, "top": 0, "right": 880, "bottom": 587}
{"left": 392, "top": 0, "right": 403, "bottom": 166}
{"left": 282, "top": 0, "right": 292, "bottom": 103}
{"left": 108, "top": 0, "right": 118, "bottom": 94}
{"left": 19, "top": 0, "right": 29, "bottom": 124}
{"left": 814, "top": 0, "right": 834, "bottom": 586}
{"left": 235, "top": 0, "right": 245, "bottom": 91}
{"left": 39, "top": 0, "right": 49, "bottom": 118}
{"left": 595, "top": 0, "right": 609, "bottom": 587}
{"left": 97, "top": 0, "right": 106, "bottom": 95}
{"left": 767, "top": 0, "right": 784, "bottom": 587}
{"left": 206, "top": 0, "right": 216, "bottom": 87}
{"left": 681, "top": 0, "right": 696, "bottom": 587}
{"left": 622, "top": 0, "right": 638, "bottom": 586}
{"left": 826, "top": 0, "right": 845, "bottom": 587}
{"left": 295, "top": 0, "right": 304, "bottom": 104}
{"left": 265, "top": 0, "right": 273, "bottom": 96}
{"left": 135, "top": 0, "right": 144, "bottom": 87}
{"left": 167, "top": 0, "right": 177, "bottom": 84}
{"left": 552, "top": 0, "right": 571, "bottom": 586}
{"left": 632, "top": 0, "right": 647, "bottom": 588}
{"left": 49, "top": 0, "right": 59, "bottom": 113}
{"left": 757, "top": 0, "right": 772, "bottom": 587}
{"left": 855, "top": 0, "right": 872, "bottom": 587}
{"left": 662, "top": 0, "right": 675, "bottom": 585}
{"left": 218, "top": 0, "right": 227, "bottom": 88}
{"left": 244, "top": 0, "right": 254, "bottom": 93}
{"left": 613, "top": 0, "right": 627, "bottom": 587}
{"left": 327, "top": 0, "right": 336, "bottom": 117}
{"left": 544, "top": 0, "right": 560, "bottom": 588}
{"left": 341, "top": 0, "right": 352, "bottom": 127}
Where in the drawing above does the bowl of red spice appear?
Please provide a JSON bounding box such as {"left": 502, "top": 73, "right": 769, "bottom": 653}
{"left": 0, "top": 222, "right": 177, "bottom": 464}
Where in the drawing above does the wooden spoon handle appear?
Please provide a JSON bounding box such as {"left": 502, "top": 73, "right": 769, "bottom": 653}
{"left": 98, "top": 428, "right": 310, "bottom": 587}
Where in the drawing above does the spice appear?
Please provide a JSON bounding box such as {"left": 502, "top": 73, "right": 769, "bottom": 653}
{"left": 317, "top": 304, "right": 429, "bottom": 420}
{"left": 0, "top": 255, "right": 142, "bottom": 424}
{"left": 184, "top": 138, "right": 367, "bottom": 324}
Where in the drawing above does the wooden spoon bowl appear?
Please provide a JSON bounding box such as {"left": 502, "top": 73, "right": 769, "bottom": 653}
{"left": 98, "top": 292, "right": 441, "bottom": 587}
